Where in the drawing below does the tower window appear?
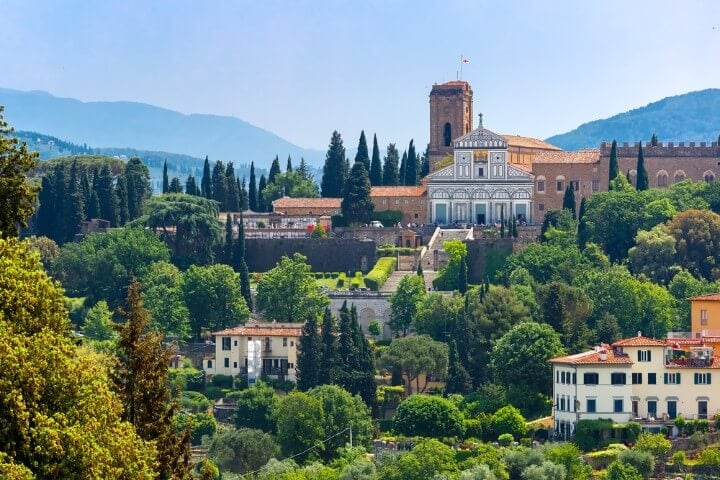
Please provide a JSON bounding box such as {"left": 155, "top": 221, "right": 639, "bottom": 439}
{"left": 443, "top": 123, "right": 452, "bottom": 147}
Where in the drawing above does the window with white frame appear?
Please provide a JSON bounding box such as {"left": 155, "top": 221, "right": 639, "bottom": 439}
{"left": 695, "top": 373, "right": 712, "bottom": 384}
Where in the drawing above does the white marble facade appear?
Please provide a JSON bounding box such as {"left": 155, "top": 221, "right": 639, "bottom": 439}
{"left": 427, "top": 123, "right": 534, "bottom": 225}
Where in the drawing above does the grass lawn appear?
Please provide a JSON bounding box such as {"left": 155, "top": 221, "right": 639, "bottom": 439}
{"left": 250, "top": 273, "right": 367, "bottom": 291}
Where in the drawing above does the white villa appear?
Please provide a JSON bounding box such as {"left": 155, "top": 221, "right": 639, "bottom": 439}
{"left": 550, "top": 333, "right": 720, "bottom": 439}
{"left": 426, "top": 117, "right": 535, "bottom": 225}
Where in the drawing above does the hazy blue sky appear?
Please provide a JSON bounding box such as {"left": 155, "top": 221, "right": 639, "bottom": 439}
{"left": 1, "top": 0, "right": 718, "bottom": 150}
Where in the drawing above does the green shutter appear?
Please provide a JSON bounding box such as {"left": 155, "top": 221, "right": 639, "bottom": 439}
{"left": 664, "top": 373, "right": 668, "bottom": 384}
{"left": 677, "top": 373, "right": 681, "bottom": 384}
{"left": 709, "top": 373, "right": 712, "bottom": 384}
{"left": 648, "top": 350, "right": 651, "bottom": 361}
{"left": 695, "top": 373, "right": 699, "bottom": 384}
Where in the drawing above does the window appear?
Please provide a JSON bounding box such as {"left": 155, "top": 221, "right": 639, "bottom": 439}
{"left": 221, "top": 337, "right": 231, "bottom": 351}
{"left": 556, "top": 371, "right": 559, "bottom": 383}
{"left": 701, "top": 309, "right": 708, "bottom": 326}
{"left": 584, "top": 372, "right": 599, "bottom": 385}
{"left": 382, "top": 199, "right": 387, "bottom": 205}
{"left": 587, "top": 399, "right": 597, "bottom": 413}
{"left": 560, "top": 397, "right": 565, "bottom": 411}
{"left": 395, "top": 199, "right": 400, "bottom": 205}
{"left": 611, "top": 373, "right": 627, "bottom": 385}
{"left": 233, "top": 361, "right": 237, "bottom": 368}
{"left": 664, "top": 372, "right": 681, "bottom": 384}
{"left": 632, "top": 400, "right": 639, "bottom": 417}
{"left": 592, "top": 180, "right": 599, "bottom": 192}
{"left": 443, "top": 123, "right": 452, "bottom": 147}
{"left": 648, "top": 373, "right": 657, "bottom": 384}
{"left": 234, "top": 340, "right": 238, "bottom": 346}
{"left": 674, "top": 171, "right": 686, "bottom": 183}
{"left": 537, "top": 180, "right": 545, "bottom": 192}
{"left": 695, "top": 373, "right": 712, "bottom": 384}
{"left": 561, "top": 371, "right": 566, "bottom": 384}
{"left": 290, "top": 341, "right": 294, "bottom": 347}
{"left": 556, "top": 180, "right": 565, "bottom": 192}
{"left": 613, "top": 399, "right": 624, "bottom": 413}
{"left": 539, "top": 203, "right": 545, "bottom": 212}
{"left": 573, "top": 180, "right": 579, "bottom": 191}
{"left": 647, "top": 400, "right": 657, "bottom": 417}
{"left": 657, "top": 172, "right": 668, "bottom": 187}
{"left": 283, "top": 337, "right": 288, "bottom": 347}
{"left": 414, "top": 213, "right": 419, "bottom": 219}
{"left": 637, "top": 350, "right": 652, "bottom": 362}
{"left": 405, "top": 199, "right": 409, "bottom": 205}
{"left": 705, "top": 172, "right": 716, "bottom": 183}
{"left": 207, "top": 359, "right": 213, "bottom": 368}
{"left": 224, "top": 358, "right": 229, "bottom": 368}
{"left": 478, "top": 167, "right": 485, "bottom": 177}
{"left": 572, "top": 373, "right": 577, "bottom": 384}
{"left": 632, "top": 373, "right": 643, "bottom": 384}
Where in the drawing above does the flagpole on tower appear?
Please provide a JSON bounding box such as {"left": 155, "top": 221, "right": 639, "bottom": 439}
{"left": 460, "top": 54, "right": 463, "bottom": 80}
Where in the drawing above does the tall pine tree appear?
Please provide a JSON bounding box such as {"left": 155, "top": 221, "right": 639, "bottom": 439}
{"left": 232, "top": 212, "right": 253, "bottom": 310}
{"left": 225, "top": 162, "right": 240, "bottom": 212}
{"left": 201, "top": 156, "right": 212, "bottom": 199}
{"left": 257, "top": 174, "right": 267, "bottom": 212}
{"left": 162, "top": 160, "right": 169, "bottom": 194}
{"left": 124, "top": 157, "right": 151, "bottom": 221}
{"left": 224, "top": 214, "right": 233, "bottom": 264}
{"left": 116, "top": 176, "right": 129, "bottom": 226}
{"left": 399, "top": 151, "right": 407, "bottom": 186}
{"left": 321, "top": 131, "right": 347, "bottom": 197}
{"left": 97, "top": 164, "right": 119, "bottom": 226}
{"left": 382, "top": 143, "right": 400, "bottom": 186}
{"left": 286, "top": 155, "right": 293, "bottom": 173}
{"left": 636, "top": 142, "right": 649, "bottom": 190}
{"left": 420, "top": 144, "right": 430, "bottom": 178}
{"left": 318, "top": 307, "right": 340, "bottom": 385}
{"left": 608, "top": 139, "right": 619, "bottom": 187}
{"left": 298, "top": 157, "right": 310, "bottom": 180}
{"left": 80, "top": 169, "right": 92, "bottom": 220}
{"left": 168, "top": 177, "right": 182, "bottom": 193}
{"left": 369, "top": 133, "right": 382, "bottom": 186}
{"left": 36, "top": 175, "right": 56, "bottom": 239}
{"left": 248, "top": 161, "right": 258, "bottom": 211}
{"left": 341, "top": 161, "right": 374, "bottom": 225}
{"left": 212, "top": 161, "right": 228, "bottom": 210}
{"left": 405, "top": 139, "right": 418, "bottom": 186}
{"left": 562, "top": 182, "right": 576, "bottom": 219}
{"left": 577, "top": 197, "right": 588, "bottom": 248}
{"left": 445, "top": 340, "right": 472, "bottom": 394}
{"left": 354, "top": 130, "right": 370, "bottom": 171}
{"left": 268, "top": 156, "right": 281, "bottom": 185}
{"left": 458, "top": 257, "right": 468, "bottom": 294}
{"left": 239, "top": 177, "right": 249, "bottom": 211}
{"left": 185, "top": 175, "right": 198, "bottom": 196}
{"left": 66, "top": 160, "right": 85, "bottom": 243}
{"left": 297, "top": 314, "right": 321, "bottom": 391}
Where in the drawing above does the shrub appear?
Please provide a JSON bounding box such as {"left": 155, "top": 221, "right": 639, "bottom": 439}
{"left": 574, "top": 418, "right": 614, "bottom": 451}
{"left": 617, "top": 449, "right": 654, "bottom": 478}
{"left": 336, "top": 277, "right": 345, "bottom": 288}
{"left": 364, "top": 257, "right": 396, "bottom": 291}
{"left": 180, "top": 391, "right": 212, "bottom": 413}
{"left": 606, "top": 461, "right": 643, "bottom": 480}
{"left": 211, "top": 374, "right": 234, "bottom": 389}
{"left": 625, "top": 421, "right": 642, "bottom": 443}
{"left": 355, "top": 271, "right": 363, "bottom": 278}
{"left": 464, "top": 419, "right": 483, "bottom": 440}
{"left": 671, "top": 451, "right": 686, "bottom": 466}
{"left": 204, "top": 386, "right": 223, "bottom": 400}
{"left": 497, "top": 433, "right": 513, "bottom": 446}
{"left": 350, "top": 279, "right": 361, "bottom": 290}
{"left": 393, "top": 394, "right": 465, "bottom": 438}
{"left": 490, "top": 405, "right": 526, "bottom": 440}
{"left": 234, "top": 375, "right": 248, "bottom": 390}
{"left": 697, "top": 419, "right": 710, "bottom": 432}
{"left": 257, "top": 220, "right": 266, "bottom": 228}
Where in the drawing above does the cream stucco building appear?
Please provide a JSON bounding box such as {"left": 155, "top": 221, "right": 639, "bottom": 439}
{"left": 550, "top": 334, "right": 720, "bottom": 439}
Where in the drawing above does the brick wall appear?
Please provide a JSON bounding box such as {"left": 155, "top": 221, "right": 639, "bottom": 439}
{"left": 531, "top": 159, "right": 608, "bottom": 220}
{"left": 373, "top": 195, "right": 429, "bottom": 224}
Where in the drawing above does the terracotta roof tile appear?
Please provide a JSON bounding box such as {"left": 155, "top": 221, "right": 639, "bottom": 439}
{"left": 689, "top": 293, "right": 720, "bottom": 301}
{"left": 612, "top": 336, "right": 667, "bottom": 347}
{"left": 370, "top": 186, "right": 426, "bottom": 197}
{"left": 512, "top": 163, "right": 533, "bottom": 173}
{"left": 213, "top": 325, "right": 303, "bottom": 337}
{"left": 666, "top": 356, "right": 720, "bottom": 369}
{"left": 272, "top": 197, "right": 341, "bottom": 209}
{"left": 549, "top": 348, "right": 633, "bottom": 365}
{"left": 532, "top": 149, "right": 601, "bottom": 164}
{"left": 502, "top": 135, "right": 562, "bottom": 151}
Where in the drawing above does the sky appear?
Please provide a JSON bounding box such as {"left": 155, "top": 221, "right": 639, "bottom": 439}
{"left": 1, "top": 0, "right": 718, "bottom": 151}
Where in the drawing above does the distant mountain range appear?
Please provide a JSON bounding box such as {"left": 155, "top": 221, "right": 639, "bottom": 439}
{"left": 0, "top": 88, "right": 324, "bottom": 168}
{"left": 546, "top": 89, "right": 720, "bottom": 150}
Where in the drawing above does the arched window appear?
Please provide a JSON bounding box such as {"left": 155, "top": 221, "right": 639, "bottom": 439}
{"left": 674, "top": 170, "right": 686, "bottom": 183}
{"left": 657, "top": 170, "right": 668, "bottom": 187}
{"left": 536, "top": 175, "right": 546, "bottom": 193}
{"left": 555, "top": 176, "right": 565, "bottom": 193}
{"left": 704, "top": 171, "right": 716, "bottom": 183}
{"left": 443, "top": 123, "right": 452, "bottom": 147}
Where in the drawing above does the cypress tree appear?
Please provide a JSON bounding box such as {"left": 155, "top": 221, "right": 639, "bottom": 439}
{"left": 116, "top": 176, "right": 129, "bottom": 226}
{"left": 168, "top": 177, "right": 182, "bottom": 193}
{"left": 212, "top": 161, "right": 227, "bottom": 210}
{"left": 318, "top": 307, "right": 340, "bottom": 385}
{"left": 338, "top": 301, "right": 353, "bottom": 365}
{"left": 239, "top": 177, "right": 249, "bottom": 211}
{"left": 354, "top": 130, "right": 370, "bottom": 171}
{"left": 399, "top": 151, "right": 407, "bottom": 186}
{"left": 420, "top": 144, "right": 430, "bottom": 178}
{"left": 80, "top": 169, "right": 92, "bottom": 219}
{"left": 512, "top": 216, "right": 518, "bottom": 238}
{"left": 248, "top": 161, "right": 258, "bottom": 211}
{"left": 499, "top": 204, "right": 505, "bottom": 238}
{"left": 341, "top": 161, "right": 374, "bottom": 225}
{"left": 298, "top": 157, "right": 310, "bottom": 180}
{"left": 124, "top": 157, "right": 151, "bottom": 220}
{"left": 233, "top": 212, "right": 252, "bottom": 310}
{"left": 125, "top": 173, "right": 138, "bottom": 222}
{"left": 416, "top": 261, "right": 423, "bottom": 277}
{"left": 651, "top": 133, "right": 658, "bottom": 146}
{"left": 268, "top": 156, "right": 281, "bottom": 185}
{"left": 458, "top": 256, "right": 468, "bottom": 294}
{"left": 636, "top": 142, "right": 649, "bottom": 190}
{"left": 51, "top": 164, "right": 66, "bottom": 240}
{"left": 608, "top": 140, "right": 619, "bottom": 186}
{"left": 577, "top": 197, "right": 588, "bottom": 248}
{"left": 224, "top": 214, "right": 233, "bottom": 264}
{"left": 66, "top": 160, "right": 85, "bottom": 242}
{"left": 225, "top": 162, "right": 240, "bottom": 212}
{"left": 445, "top": 340, "right": 472, "bottom": 394}
{"left": 541, "top": 282, "right": 565, "bottom": 332}
{"left": 297, "top": 314, "right": 321, "bottom": 391}
{"left": 162, "top": 160, "right": 169, "bottom": 193}
{"left": 562, "top": 182, "right": 576, "bottom": 219}
{"left": 286, "top": 155, "right": 293, "bottom": 173}
{"left": 369, "top": 133, "right": 382, "bottom": 186}
{"left": 405, "top": 139, "right": 418, "bottom": 186}
{"left": 349, "top": 304, "right": 377, "bottom": 412}
{"left": 37, "top": 175, "right": 56, "bottom": 239}
{"left": 87, "top": 189, "right": 100, "bottom": 221}
{"left": 97, "top": 164, "right": 119, "bottom": 226}
{"left": 201, "top": 156, "right": 212, "bottom": 199}
{"left": 257, "top": 174, "right": 267, "bottom": 212}
{"left": 185, "top": 175, "right": 198, "bottom": 196}
{"left": 321, "top": 131, "right": 347, "bottom": 197}
{"left": 382, "top": 143, "right": 400, "bottom": 186}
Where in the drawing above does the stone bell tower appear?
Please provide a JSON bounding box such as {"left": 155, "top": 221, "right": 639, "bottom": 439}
{"left": 428, "top": 81, "right": 473, "bottom": 172}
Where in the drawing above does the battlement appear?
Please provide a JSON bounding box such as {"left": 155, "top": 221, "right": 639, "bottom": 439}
{"left": 599, "top": 141, "right": 720, "bottom": 157}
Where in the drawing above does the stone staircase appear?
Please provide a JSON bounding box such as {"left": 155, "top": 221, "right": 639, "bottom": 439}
{"left": 380, "top": 270, "right": 412, "bottom": 293}
{"left": 418, "top": 228, "right": 473, "bottom": 290}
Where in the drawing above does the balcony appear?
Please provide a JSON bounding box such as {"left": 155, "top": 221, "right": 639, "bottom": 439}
{"left": 239, "top": 366, "right": 289, "bottom": 377}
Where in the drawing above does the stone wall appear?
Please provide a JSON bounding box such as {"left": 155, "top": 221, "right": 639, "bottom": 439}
{"left": 245, "top": 238, "right": 377, "bottom": 274}
{"left": 532, "top": 159, "right": 607, "bottom": 221}
{"left": 328, "top": 291, "right": 392, "bottom": 339}
{"left": 333, "top": 226, "right": 434, "bottom": 247}
{"left": 464, "top": 238, "right": 515, "bottom": 283}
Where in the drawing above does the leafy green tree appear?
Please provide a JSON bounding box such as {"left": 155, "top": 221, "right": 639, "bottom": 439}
{"left": 26, "top": 235, "right": 60, "bottom": 269}
{"left": 460, "top": 464, "right": 498, "bottom": 480}
{"left": 668, "top": 209, "right": 720, "bottom": 281}
{"left": 382, "top": 143, "right": 400, "bottom": 186}
{"left": 0, "top": 107, "right": 39, "bottom": 238}
{"left": 234, "top": 381, "right": 278, "bottom": 432}
{"left": 182, "top": 264, "right": 250, "bottom": 340}
{"left": 185, "top": 174, "right": 198, "bottom": 196}
{"left": 53, "top": 227, "right": 170, "bottom": 308}
{"left": 382, "top": 335, "right": 448, "bottom": 395}
{"left": 562, "top": 183, "right": 576, "bottom": 218}
{"left": 261, "top": 170, "right": 320, "bottom": 206}
{"left": 490, "top": 405, "right": 527, "bottom": 440}
{"left": 174, "top": 412, "right": 216, "bottom": 445}
{"left": 297, "top": 314, "right": 322, "bottom": 390}
{"left": 255, "top": 253, "right": 329, "bottom": 323}
{"left": 321, "top": 130, "right": 347, "bottom": 197}
{"left": 354, "top": 130, "right": 370, "bottom": 171}
{"left": 380, "top": 438, "right": 459, "bottom": 480}
{"left": 274, "top": 391, "right": 325, "bottom": 462}
{"left": 491, "top": 322, "right": 565, "bottom": 395}
{"left": 628, "top": 224, "right": 677, "bottom": 284}
{"left": 211, "top": 160, "right": 227, "bottom": 210}
{"left": 201, "top": 156, "right": 212, "bottom": 199}
{"left": 116, "top": 175, "right": 129, "bottom": 225}
{"left": 606, "top": 461, "right": 643, "bottom": 480}
{"left": 521, "top": 461, "right": 566, "bottom": 480}
{"left": 635, "top": 143, "right": 649, "bottom": 190}
{"left": 82, "top": 300, "right": 117, "bottom": 341}
{"left": 141, "top": 261, "right": 191, "bottom": 340}
{"left": 433, "top": 239, "right": 468, "bottom": 291}
{"left": 168, "top": 177, "right": 182, "bottom": 193}
{"left": 137, "top": 193, "right": 222, "bottom": 267}
{"left": 609, "top": 140, "right": 619, "bottom": 186}
{"left": 308, "top": 385, "right": 373, "bottom": 461}
{"left": 112, "top": 282, "right": 192, "bottom": 480}
{"left": 342, "top": 161, "right": 374, "bottom": 225}
{"left": 389, "top": 274, "right": 425, "bottom": 336}
{"left": 595, "top": 312, "right": 622, "bottom": 344}
{"left": 446, "top": 340, "right": 473, "bottom": 394}
{"left": 211, "top": 427, "right": 276, "bottom": 475}
{"left": 413, "top": 293, "right": 463, "bottom": 341}
{"left": 162, "top": 160, "right": 169, "bottom": 193}
{"left": 369, "top": 133, "right": 382, "bottom": 186}
{"left": 544, "top": 442, "right": 591, "bottom": 480}
{"left": 394, "top": 394, "right": 464, "bottom": 438}
{"left": 538, "top": 282, "right": 593, "bottom": 353}
{"left": 248, "top": 161, "right": 257, "bottom": 211}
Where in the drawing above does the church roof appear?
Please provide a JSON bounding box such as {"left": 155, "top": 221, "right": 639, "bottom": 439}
{"left": 371, "top": 186, "right": 426, "bottom": 197}
{"left": 453, "top": 125, "right": 507, "bottom": 149}
{"left": 531, "top": 149, "right": 601, "bottom": 164}
{"left": 502, "top": 135, "right": 562, "bottom": 151}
